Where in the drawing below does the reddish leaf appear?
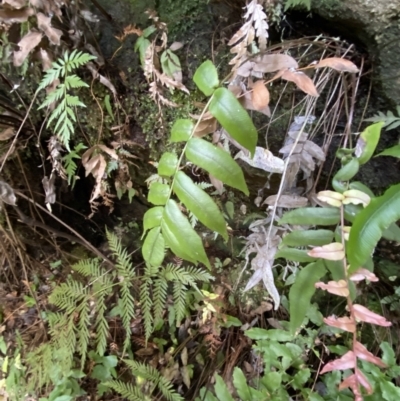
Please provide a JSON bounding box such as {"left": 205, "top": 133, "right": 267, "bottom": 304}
{"left": 281, "top": 69, "right": 319, "bottom": 97}
{"left": 352, "top": 304, "right": 392, "bottom": 327}
{"left": 339, "top": 374, "right": 357, "bottom": 391}
{"left": 324, "top": 316, "right": 356, "bottom": 333}
{"left": 316, "top": 280, "right": 349, "bottom": 297}
{"left": 251, "top": 80, "right": 270, "bottom": 111}
{"left": 354, "top": 341, "right": 387, "bottom": 367}
{"left": 321, "top": 351, "right": 356, "bottom": 374}
{"left": 355, "top": 368, "right": 373, "bottom": 394}
{"left": 314, "top": 57, "right": 359, "bottom": 73}
{"left": 349, "top": 268, "right": 378, "bottom": 282}
{"left": 308, "top": 243, "right": 345, "bottom": 261}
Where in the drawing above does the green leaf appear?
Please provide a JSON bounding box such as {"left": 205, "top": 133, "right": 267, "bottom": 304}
{"left": 193, "top": 60, "right": 219, "bottom": 96}
{"left": 289, "top": 260, "right": 326, "bottom": 334}
{"left": 376, "top": 144, "right": 400, "bottom": 158}
{"left": 158, "top": 152, "right": 178, "bottom": 177}
{"left": 382, "top": 223, "right": 400, "bottom": 242}
{"left": 282, "top": 229, "right": 334, "bottom": 246}
{"left": 197, "top": 388, "right": 219, "bottom": 401}
{"left": 170, "top": 119, "right": 193, "bottom": 142}
{"left": 173, "top": 171, "right": 227, "bottom": 239}
{"left": 142, "top": 227, "right": 165, "bottom": 267}
{"left": 292, "top": 369, "right": 311, "bottom": 389}
{"left": 214, "top": 374, "right": 234, "bottom": 401}
{"left": 380, "top": 342, "right": 396, "bottom": 366}
{"left": 246, "top": 328, "right": 293, "bottom": 341}
{"left": 104, "top": 94, "right": 114, "bottom": 121}
{"left": 186, "top": 138, "right": 248, "bottom": 195}
{"left": 264, "top": 371, "right": 282, "bottom": 392}
{"left": 348, "top": 183, "right": 400, "bottom": 272}
{"left": 162, "top": 199, "right": 210, "bottom": 268}
{"left": 349, "top": 181, "right": 375, "bottom": 198}
{"left": 143, "top": 207, "right": 164, "bottom": 235}
{"left": 148, "top": 182, "right": 170, "bottom": 205}
{"left": 380, "top": 381, "right": 400, "bottom": 400}
{"left": 209, "top": 88, "right": 257, "bottom": 156}
{"left": 332, "top": 158, "right": 359, "bottom": 193}
{"left": 160, "top": 50, "right": 181, "bottom": 78}
{"left": 275, "top": 248, "right": 316, "bottom": 263}
{"left": 279, "top": 207, "right": 340, "bottom": 226}
{"left": 357, "top": 122, "right": 384, "bottom": 165}
{"left": 233, "top": 368, "right": 252, "bottom": 401}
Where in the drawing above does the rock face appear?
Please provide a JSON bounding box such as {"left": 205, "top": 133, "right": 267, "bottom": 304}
{"left": 311, "top": 0, "right": 400, "bottom": 105}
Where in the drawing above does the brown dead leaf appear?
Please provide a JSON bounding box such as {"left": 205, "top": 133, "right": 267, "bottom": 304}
{"left": 209, "top": 174, "right": 224, "bottom": 194}
{"left": 3, "top": 0, "right": 26, "bottom": 8}
{"left": 314, "top": 57, "right": 359, "bottom": 73}
{"left": 303, "top": 140, "right": 325, "bottom": 161}
{"left": 169, "top": 41, "right": 184, "bottom": 51}
{"left": 0, "top": 127, "right": 15, "bottom": 141}
{"left": 37, "top": 13, "right": 62, "bottom": 45}
{"left": 13, "top": 30, "right": 42, "bottom": 67}
{"left": 252, "top": 80, "right": 270, "bottom": 111}
{"left": 0, "top": 7, "right": 34, "bottom": 24}
{"left": 282, "top": 69, "right": 319, "bottom": 97}
{"left": 39, "top": 48, "right": 53, "bottom": 71}
{"left": 193, "top": 118, "right": 217, "bottom": 137}
{"left": 241, "top": 90, "right": 271, "bottom": 116}
{"left": 263, "top": 194, "right": 308, "bottom": 208}
{"left": 253, "top": 53, "right": 298, "bottom": 73}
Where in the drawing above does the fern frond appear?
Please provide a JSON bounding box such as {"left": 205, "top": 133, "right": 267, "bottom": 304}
{"left": 173, "top": 281, "right": 186, "bottom": 325}
{"left": 153, "top": 275, "right": 168, "bottom": 322}
{"left": 77, "top": 298, "right": 91, "bottom": 366}
{"left": 106, "top": 381, "right": 147, "bottom": 401}
{"left": 120, "top": 280, "right": 135, "bottom": 351}
{"left": 65, "top": 94, "right": 86, "bottom": 107}
{"left": 72, "top": 258, "right": 101, "bottom": 277}
{"left": 65, "top": 74, "right": 89, "bottom": 89}
{"left": 140, "top": 276, "right": 153, "bottom": 340}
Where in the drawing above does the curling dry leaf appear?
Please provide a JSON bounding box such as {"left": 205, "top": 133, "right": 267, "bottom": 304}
{"left": 235, "top": 147, "right": 284, "bottom": 173}
{"left": 241, "top": 89, "right": 271, "bottom": 116}
{"left": 315, "top": 279, "right": 349, "bottom": 296}
{"left": 82, "top": 147, "right": 108, "bottom": 202}
{"left": 3, "top": 0, "right": 26, "bottom": 7}
{"left": 320, "top": 351, "right": 355, "bottom": 374}
{"left": 209, "top": 174, "right": 224, "bottom": 194}
{"left": 281, "top": 69, "right": 319, "bottom": 97}
{"left": 352, "top": 304, "right": 392, "bottom": 327}
{"left": 253, "top": 54, "right": 298, "bottom": 73}
{"left": 324, "top": 316, "right": 356, "bottom": 333}
{"left": 354, "top": 341, "right": 387, "bottom": 367}
{"left": 13, "top": 30, "right": 42, "bottom": 66}
{"left": 342, "top": 189, "right": 370, "bottom": 207}
{"left": 349, "top": 268, "right": 378, "bottom": 282}
{"left": 37, "top": 12, "right": 62, "bottom": 45}
{"left": 308, "top": 242, "right": 345, "bottom": 261}
{"left": 314, "top": 57, "right": 359, "bottom": 73}
{"left": 339, "top": 371, "right": 372, "bottom": 395}
{"left": 251, "top": 80, "right": 270, "bottom": 111}
{"left": 0, "top": 7, "right": 34, "bottom": 24}
{"left": 317, "top": 190, "right": 344, "bottom": 208}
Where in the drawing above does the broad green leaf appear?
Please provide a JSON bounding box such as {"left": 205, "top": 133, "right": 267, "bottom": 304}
{"left": 279, "top": 207, "right": 340, "bottom": 226}
{"left": 380, "top": 381, "right": 400, "bottom": 399}
{"left": 148, "top": 182, "right": 170, "bottom": 205}
{"left": 376, "top": 144, "right": 400, "bottom": 158}
{"left": 158, "top": 152, "right": 178, "bottom": 177}
{"left": 380, "top": 342, "right": 396, "bottom": 366}
{"left": 163, "top": 199, "right": 210, "bottom": 268}
{"left": 246, "top": 328, "right": 293, "bottom": 341}
{"left": 170, "top": 119, "right": 193, "bottom": 142}
{"left": 275, "top": 248, "right": 316, "bottom": 263}
{"left": 173, "top": 171, "right": 227, "bottom": 239}
{"left": 142, "top": 207, "right": 164, "bottom": 236}
{"left": 193, "top": 60, "right": 219, "bottom": 96}
{"left": 160, "top": 50, "right": 181, "bottom": 78}
{"left": 186, "top": 138, "right": 249, "bottom": 195}
{"left": 357, "top": 122, "right": 384, "bottom": 165}
{"left": 282, "top": 229, "right": 334, "bottom": 246}
{"left": 197, "top": 388, "right": 219, "bottom": 401}
{"left": 264, "top": 371, "right": 282, "bottom": 392}
{"left": 142, "top": 227, "right": 165, "bottom": 267}
{"left": 214, "top": 374, "right": 234, "bottom": 401}
{"left": 289, "top": 260, "right": 326, "bottom": 334}
{"left": 233, "top": 368, "right": 252, "bottom": 401}
{"left": 332, "top": 158, "right": 359, "bottom": 193}
{"left": 209, "top": 88, "right": 257, "bottom": 156}
{"left": 348, "top": 183, "right": 400, "bottom": 273}
{"left": 292, "top": 369, "right": 311, "bottom": 389}
{"left": 382, "top": 222, "right": 400, "bottom": 242}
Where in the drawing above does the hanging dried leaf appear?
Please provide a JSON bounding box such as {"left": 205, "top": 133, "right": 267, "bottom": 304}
{"left": 0, "top": 180, "right": 17, "bottom": 206}
{"left": 241, "top": 90, "right": 271, "bottom": 116}
{"left": 352, "top": 304, "right": 392, "bottom": 327}
{"left": 315, "top": 279, "right": 348, "bottom": 296}
{"left": 323, "top": 316, "right": 355, "bottom": 333}
{"left": 349, "top": 268, "right": 378, "bottom": 282}
{"left": 0, "top": 127, "right": 15, "bottom": 141}
{"left": 281, "top": 69, "right": 319, "bottom": 97}
{"left": 253, "top": 54, "right": 298, "bottom": 73}
{"left": 342, "top": 189, "right": 370, "bottom": 207}
{"left": 251, "top": 80, "right": 270, "bottom": 111}
{"left": 13, "top": 30, "right": 42, "bottom": 67}
{"left": 317, "top": 190, "right": 344, "bottom": 207}
{"left": 354, "top": 341, "right": 387, "bottom": 367}
{"left": 0, "top": 7, "right": 34, "bottom": 24}
{"left": 263, "top": 194, "right": 308, "bottom": 208}
{"left": 303, "top": 140, "right": 325, "bottom": 161}
{"left": 309, "top": 243, "right": 345, "bottom": 261}
{"left": 314, "top": 57, "right": 359, "bottom": 73}
{"left": 235, "top": 147, "right": 284, "bottom": 174}
{"left": 42, "top": 173, "right": 56, "bottom": 206}
{"left": 87, "top": 63, "right": 117, "bottom": 96}
{"left": 320, "top": 351, "right": 355, "bottom": 374}
{"left": 37, "top": 12, "right": 62, "bottom": 45}
{"left": 209, "top": 174, "right": 224, "bottom": 194}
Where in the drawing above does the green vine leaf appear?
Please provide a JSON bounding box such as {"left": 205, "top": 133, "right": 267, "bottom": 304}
{"left": 376, "top": 144, "right": 400, "bottom": 158}
{"left": 158, "top": 152, "right": 178, "bottom": 177}
{"left": 279, "top": 207, "right": 340, "bottom": 226}
{"left": 148, "top": 182, "right": 170, "bottom": 205}
{"left": 143, "top": 207, "right": 164, "bottom": 236}
{"left": 193, "top": 60, "right": 219, "bottom": 96}
{"left": 332, "top": 158, "right": 359, "bottom": 193}
{"left": 275, "top": 248, "right": 316, "bottom": 263}
{"left": 142, "top": 227, "right": 165, "bottom": 267}
{"left": 170, "top": 119, "right": 193, "bottom": 142}
{"left": 163, "top": 199, "right": 211, "bottom": 268}
{"left": 356, "top": 122, "right": 384, "bottom": 165}
{"left": 348, "top": 182, "right": 400, "bottom": 273}
{"left": 282, "top": 229, "right": 334, "bottom": 247}
{"left": 173, "top": 171, "right": 228, "bottom": 239}
{"left": 185, "top": 138, "right": 249, "bottom": 195}
{"left": 289, "top": 260, "right": 326, "bottom": 334}
{"left": 209, "top": 87, "right": 257, "bottom": 156}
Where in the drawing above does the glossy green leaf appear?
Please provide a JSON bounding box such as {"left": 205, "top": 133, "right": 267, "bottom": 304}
{"left": 142, "top": 206, "right": 164, "bottom": 236}
{"left": 357, "top": 122, "right": 384, "bottom": 164}
{"left": 348, "top": 182, "right": 400, "bottom": 272}
{"left": 142, "top": 227, "right": 165, "bottom": 267}
{"left": 214, "top": 374, "right": 234, "bottom": 401}
{"left": 173, "top": 171, "right": 228, "bottom": 239}
{"left": 170, "top": 119, "right": 193, "bottom": 142}
{"left": 233, "top": 368, "right": 252, "bottom": 401}
{"left": 148, "top": 182, "right": 170, "bottom": 205}
{"left": 282, "top": 229, "right": 334, "bottom": 246}
{"left": 158, "top": 152, "right": 178, "bottom": 177}
{"left": 163, "top": 199, "right": 211, "bottom": 268}
{"left": 289, "top": 260, "right": 326, "bottom": 334}
{"left": 279, "top": 207, "right": 340, "bottom": 226}
{"left": 332, "top": 158, "right": 359, "bottom": 193}
{"left": 209, "top": 88, "right": 257, "bottom": 156}
{"left": 376, "top": 144, "right": 400, "bottom": 158}
{"left": 193, "top": 60, "right": 219, "bottom": 96}
{"left": 382, "top": 222, "right": 400, "bottom": 242}
{"left": 276, "top": 248, "right": 316, "bottom": 263}
{"left": 186, "top": 138, "right": 249, "bottom": 195}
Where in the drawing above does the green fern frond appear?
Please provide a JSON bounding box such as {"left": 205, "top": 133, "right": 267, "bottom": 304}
{"left": 65, "top": 74, "right": 89, "bottom": 89}
{"left": 173, "top": 281, "right": 186, "bottom": 325}
{"left": 120, "top": 280, "right": 135, "bottom": 351}
{"left": 77, "top": 299, "right": 91, "bottom": 366}
{"left": 140, "top": 276, "right": 153, "bottom": 340}
{"left": 105, "top": 381, "right": 147, "bottom": 401}
{"left": 153, "top": 275, "right": 168, "bottom": 322}
{"left": 106, "top": 229, "right": 135, "bottom": 279}
{"left": 72, "top": 258, "right": 101, "bottom": 277}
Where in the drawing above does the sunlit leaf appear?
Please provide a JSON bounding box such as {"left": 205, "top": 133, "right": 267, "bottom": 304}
{"left": 193, "top": 60, "right": 219, "bottom": 96}
{"left": 186, "top": 138, "right": 249, "bottom": 195}
{"left": 158, "top": 152, "right": 178, "bottom": 177}
{"left": 209, "top": 88, "right": 257, "bottom": 156}
{"left": 148, "top": 182, "right": 170, "bottom": 205}
{"left": 279, "top": 207, "right": 340, "bottom": 226}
